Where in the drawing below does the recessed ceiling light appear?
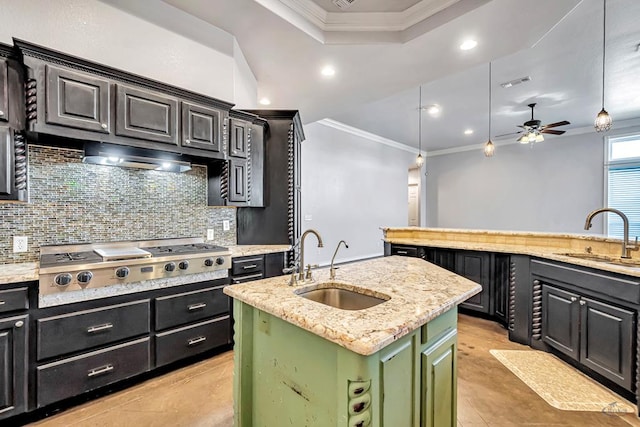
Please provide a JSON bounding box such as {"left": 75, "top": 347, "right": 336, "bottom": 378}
{"left": 425, "top": 104, "right": 441, "bottom": 116}
{"left": 464, "top": 129, "right": 474, "bottom": 135}
{"left": 459, "top": 39, "right": 478, "bottom": 50}
{"left": 259, "top": 97, "right": 271, "bottom": 106}
{"left": 321, "top": 66, "right": 336, "bottom": 77}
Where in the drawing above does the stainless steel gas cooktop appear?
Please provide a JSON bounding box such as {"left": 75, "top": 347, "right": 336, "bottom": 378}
{"left": 39, "top": 238, "right": 231, "bottom": 295}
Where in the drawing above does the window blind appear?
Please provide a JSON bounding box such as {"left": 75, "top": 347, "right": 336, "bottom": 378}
{"left": 608, "top": 166, "right": 640, "bottom": 240}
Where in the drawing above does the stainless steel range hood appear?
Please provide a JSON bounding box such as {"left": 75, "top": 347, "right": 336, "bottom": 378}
{"left": 82, "top": 143, "right": 192, "bottom": 173}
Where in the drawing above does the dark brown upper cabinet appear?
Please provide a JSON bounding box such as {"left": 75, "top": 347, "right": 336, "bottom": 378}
{"left": 115, "top": 84, "right": 178, "bottom": 145}
{"left": 45, "top": 65, "right": 111, "bottom": 133}
{"left": 0, "top": 58, "right": 7, "bottom": 123}
{"left": 228, "top": 157, "right": 248, "bottom": 203}
{"left": 229, "top": 118, "right": 249, "bottom": 158}
{"left": 15, "top": 39, "right": 233, "bottom": 160}
{"left": 181, "top": 102, "right": 224, "bottom": 152}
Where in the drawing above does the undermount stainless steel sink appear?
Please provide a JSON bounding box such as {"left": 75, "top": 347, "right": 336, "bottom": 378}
{"left": 555, "top": 252, "right": 640, "bottom": 268}
{"left": 297, "top": 284, "right": 389, "bottom": 310}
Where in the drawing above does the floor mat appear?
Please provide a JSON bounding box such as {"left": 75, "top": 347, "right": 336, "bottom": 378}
{"left": 490, "top": 349, "right": 635, "bottom": 413}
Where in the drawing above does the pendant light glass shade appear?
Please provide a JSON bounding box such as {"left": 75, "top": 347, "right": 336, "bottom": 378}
{"left": 483, "top": 140, "right": 495, "bottom": 157}
{"left": 595, "top": 0, "right": 612, "bottom": 132}
{"left": 595, "top": 108, "right": 612, "bottom": 132}
{"left": 416, "top": 153, "right": 425, "bottom": 166}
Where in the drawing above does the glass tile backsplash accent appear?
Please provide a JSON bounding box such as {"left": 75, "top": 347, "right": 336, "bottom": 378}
{"left": 0, "top": 145, "right": 236, "bottom": 264}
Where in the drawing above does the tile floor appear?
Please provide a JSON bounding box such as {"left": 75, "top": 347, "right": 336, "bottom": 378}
{"left": 25, "top": 314, "right": 640, "bottom": 426}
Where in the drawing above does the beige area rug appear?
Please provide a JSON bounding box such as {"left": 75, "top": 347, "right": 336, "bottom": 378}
{"left": 490, "top": 349, "right": 635, "bottom": 413}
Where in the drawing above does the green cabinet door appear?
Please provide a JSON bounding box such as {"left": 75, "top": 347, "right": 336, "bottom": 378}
{"left": 380, "top": 339, "right": 416, "bottom": 426}
{"left": 421, "top": 329, "right": 457, "bottom": 427}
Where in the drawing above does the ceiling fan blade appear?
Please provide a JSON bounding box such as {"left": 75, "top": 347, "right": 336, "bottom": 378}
{"left": 494, "top": 131, "right": 522, "bottom": 138}
{"left": 516, "top": 125, "right": 527, "bottom": 129}
{"left": 542, "top": 120, "right": 570, "bottom": 129}
{"left": 541, "top": 129, "right": 566, "bottom": 135}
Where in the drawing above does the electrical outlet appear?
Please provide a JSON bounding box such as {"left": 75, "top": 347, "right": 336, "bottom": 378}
{"left": 13, "top": 236, "right": 28, "bottom": 253}
{"left": 207, "top": 229, "right": 215, "bottom": 240}
{"left": 222, "top": 220, "right": 230, "bottom": 231}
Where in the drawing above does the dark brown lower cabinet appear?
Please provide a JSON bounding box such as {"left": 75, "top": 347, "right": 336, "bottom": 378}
{"left": 456, "top": 251, "right": 491, "bottom": 314}
{"left": 0, "top": 315, "right": 27, "bottom": 421}
{"left": 542, "top": 283, "right": 635, "bottom": 390}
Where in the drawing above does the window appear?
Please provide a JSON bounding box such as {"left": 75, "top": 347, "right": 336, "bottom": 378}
{"left": 606, "top": 135, "right": 640, "bottom": 239}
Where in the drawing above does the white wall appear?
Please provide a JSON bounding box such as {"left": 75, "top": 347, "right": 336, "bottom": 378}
{"left": 424, "top": 128, "right": 630, "bottom": 234}
{"left": 0, "top": 0, "right": 257, "bottom": 106}
{"left": 301, "top": 122, "right": 421, "bottom": 266}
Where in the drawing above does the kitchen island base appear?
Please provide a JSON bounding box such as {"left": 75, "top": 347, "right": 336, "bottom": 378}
{"left": 233, "top": 299, "right": 458, "bottom": 427}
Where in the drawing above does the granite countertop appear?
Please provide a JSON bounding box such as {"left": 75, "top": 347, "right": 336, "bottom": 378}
{"left": 224, "top": 256, "right": 481, "bottom": 356}
{"left": 0, "top": 262, "right": 39, "bottom": 285}
{"left": 384, "top": 227, "right": 640, "bottom": 278}
{"left": 228, "top": 244, "right": 290, "bottom": 257}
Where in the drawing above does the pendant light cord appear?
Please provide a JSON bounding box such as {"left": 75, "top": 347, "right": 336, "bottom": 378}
{"left": 418, "top": 86, "right": 422, "bottom": 154}
{"left": 488, "top": 62, "right": 492, "bottom": 138}
{"left": 602, "top": 0, "right": 606, "bottom": 109}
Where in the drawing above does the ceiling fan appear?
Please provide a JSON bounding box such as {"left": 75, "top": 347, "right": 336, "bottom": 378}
{"left": 500, "top": 103, "right": 570, "bottom": 143}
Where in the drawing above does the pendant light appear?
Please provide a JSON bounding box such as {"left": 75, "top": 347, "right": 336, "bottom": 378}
{"left": 484, "top": 62, "right": 495, "bottom": 157}
{"left": 595, "top": 0, "right": 612, "bottom": 132}
{"left": 416, "top": 86, "right": 425, "bottom": 166}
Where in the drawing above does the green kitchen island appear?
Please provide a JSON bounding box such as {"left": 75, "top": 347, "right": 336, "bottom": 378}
{"left": 223, "top": 256, "right": 481, "bottom": 427}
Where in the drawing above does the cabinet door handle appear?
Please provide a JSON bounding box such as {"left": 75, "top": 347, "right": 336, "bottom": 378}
{"left": 579, "top": 300, "right": 586, "bottom": 306}
{"left": 396, "top": 250, "right": 408, "bottom": 255}
{"left": 87, "top": 323, "right": 114, "bottom": 333}
{"left": 242, "top": 264, "right": 258, "bottom": 269}
{"left": 88, "top": 364, "right": 114, "bottom": 377}
{"left": 188, "top": 302, "right": 207, "bottom": 311}
{"left": 188, "top": 336, "right": 207, "bottom": 346}
{"left": 184, "top": 139, "right": 191, "bottom": 144}
{"left": 570, "top": 297, "right": 577, "bottom": 302}
{"left": 14, "top": 320, "right": 24, "bottom": 328}
{"left": 100, "top": 123, "right": 108, "bottom": 130}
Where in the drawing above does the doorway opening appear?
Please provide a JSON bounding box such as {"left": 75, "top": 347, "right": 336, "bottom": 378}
{"left": 408, "top": 167, "right": 421, "bottom": 226}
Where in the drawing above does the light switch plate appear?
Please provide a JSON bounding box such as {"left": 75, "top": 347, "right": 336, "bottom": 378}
{"left": 222, "top": 220, "right": 230, "bottom": 231}
{"left": 207, "top": 229, "right": 215, "bottom": 240}
{"left": 304, "top": 214, "right": 313, "bottom": 221}
{"left": 13, "top": 236, "right": 28, "bottom": 253}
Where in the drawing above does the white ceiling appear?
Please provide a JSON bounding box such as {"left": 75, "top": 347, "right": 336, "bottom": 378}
{"left": 311, "top": 0, "right": 422, "bottom": 13}
{"left": 151, "top": 0, "right": 640, "bottom": 153}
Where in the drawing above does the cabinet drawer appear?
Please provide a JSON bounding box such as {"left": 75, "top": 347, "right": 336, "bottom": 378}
{"left": 232, "top": 256, "right": 264, "bottom": 276}
{"left": 37, "top": 300, "right": 150, "bottom": 361}
{"left": 0, "top": 287, "right": 28, "bottom": 314}
{"left": 156, "top": 316, "right": 231, "bottom": 368}
{"left": 36, "top": 337, "right": 150, "bottom": 408}
{"left": 231, "top": 273, "right": 264, "bottom": 284}
{"left": 155, "top": 286, "right": 229, "bottom": 331}
{"left": 391, "top": 245, "right": 418, "bottom": 257}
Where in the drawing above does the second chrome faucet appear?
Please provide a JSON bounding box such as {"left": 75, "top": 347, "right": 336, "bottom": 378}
{"left": 330, "top": 240, "right": 349, "bottom": 280}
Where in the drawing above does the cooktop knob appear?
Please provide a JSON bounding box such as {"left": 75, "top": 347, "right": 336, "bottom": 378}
{"left": 215, "top": 257, "right": 225, "bottom": 266}
{"left": 115, "top": 267, "right": 130, "bottom": 279}
{"left": 204, "top": 258, "right": 214, "bottom": 267}
{"left": 54, "top": 273, "right": 73, "bottom": 287}
{"left": 179, "top": 260, "right": 189, "bottom": 270}
{"left": 165, "top": 262, "right": 176, "bottom": 272}
{"left": 77, "top": 271, "right": 93, "bottom": 284}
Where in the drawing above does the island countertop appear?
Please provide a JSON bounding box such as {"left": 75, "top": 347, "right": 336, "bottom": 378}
{"left": 224, "top": 256, "right": 481, "bottom": 356}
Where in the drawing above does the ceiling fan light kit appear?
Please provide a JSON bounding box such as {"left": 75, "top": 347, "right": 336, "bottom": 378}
{"left": 595, "top": 0, "right": 613, "bottom": 132}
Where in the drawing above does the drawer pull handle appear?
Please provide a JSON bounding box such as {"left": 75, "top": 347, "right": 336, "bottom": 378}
{"left": 0, "top": 300, "right": 5, "bottom": 305}
{"left": 87, "top": 323, "right": 114, "bottom": 333}
{"left": 188, "top": 303, "right": 207, "bottom": 311}
{"left": 188, "top": 336, "right": 207, "bottom": 346}
{"left": 242, "top": 264, "right": 258, "bottom": 269}
{"left": 88, "top": 364, "right": 114, "bottom": 377}
{"left": 396, "top": 250, "right": 408, "bottom": 254}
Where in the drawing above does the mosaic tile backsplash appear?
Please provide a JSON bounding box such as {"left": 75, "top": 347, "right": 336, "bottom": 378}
{"left": 0, "top": 145, "right": 236, "bottom": 264}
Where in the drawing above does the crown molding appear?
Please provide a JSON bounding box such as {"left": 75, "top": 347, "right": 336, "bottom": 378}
{"left": 317, "top": 119, "right": 423, "bottom": 155}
